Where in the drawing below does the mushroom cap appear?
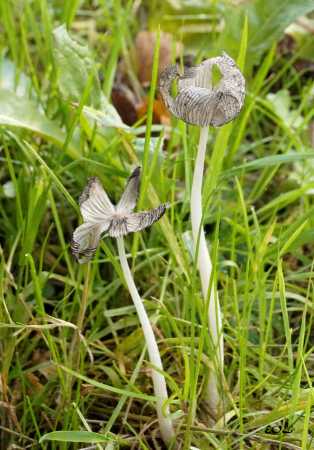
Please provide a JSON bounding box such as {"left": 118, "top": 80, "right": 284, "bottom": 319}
{"left": 159, "top": 52, "right": 245, "bottom": 127}
{"left": 71, "top": 167, "right": 168, "bottom": 263}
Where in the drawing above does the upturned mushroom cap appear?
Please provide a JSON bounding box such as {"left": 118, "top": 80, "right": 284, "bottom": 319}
{"left": 159, "top": 52, "right": 245, "bottom": 127}
{"left": 71, "top": 167, "right": 168, "bottom": 263}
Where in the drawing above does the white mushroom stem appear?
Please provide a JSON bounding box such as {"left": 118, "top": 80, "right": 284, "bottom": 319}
{"left": 190, "top": 126, "right": 224, "bottom": 417}
{"left": 116, "top": 236, "right": 175, "bottom": 444}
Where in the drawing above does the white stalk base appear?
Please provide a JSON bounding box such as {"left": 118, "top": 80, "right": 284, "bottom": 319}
{"left": 117, "top": 236, "right": 175, "bottom": 444}
{"left": 190, "top": 127, "right": 224, "bottom": 418}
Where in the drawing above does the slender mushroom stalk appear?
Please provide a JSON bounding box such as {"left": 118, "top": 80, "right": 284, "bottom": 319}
{"left": 159, "top": 53, "right": 245, "bottom": 417}
{"left": 71, "top": 167, "right": 175, "bottom": 444}
{"left": 116, "top": 236, "right": 174, "bottom": 444}
{"left": 191, "top": 125, "right": 223, "bottom": 416}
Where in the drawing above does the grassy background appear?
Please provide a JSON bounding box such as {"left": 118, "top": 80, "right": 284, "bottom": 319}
{"left": 0, "top": 1, "right": 314, "bottom": 449}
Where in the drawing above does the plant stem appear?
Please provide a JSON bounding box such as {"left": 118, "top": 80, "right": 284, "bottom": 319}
{"left": 68, "top": 263, "right": 91, "bottom": 398}
{"left": 76, "top": 263, "right": 91, "bottom": 332}
{"left": 116, "top": 236, "right": 175, "bottom": 445}
{"left": 190, "top": 126, "right": 223, "bottom": 417}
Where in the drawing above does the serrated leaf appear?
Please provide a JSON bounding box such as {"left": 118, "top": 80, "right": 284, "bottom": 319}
{"left": 53, "top": 24, "right": 101, "bottom": 108}
{"left": 39, "top": 431, "right": 113, "bottom": 443}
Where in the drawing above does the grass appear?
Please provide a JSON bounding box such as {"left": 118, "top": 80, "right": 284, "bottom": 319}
{"left": 0, "top": 1, "right": 314, "bottom": 449}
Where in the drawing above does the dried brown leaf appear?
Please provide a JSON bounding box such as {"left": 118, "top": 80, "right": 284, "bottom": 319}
{"left": 135, "top": 31, "right": 182, "bottom": 87}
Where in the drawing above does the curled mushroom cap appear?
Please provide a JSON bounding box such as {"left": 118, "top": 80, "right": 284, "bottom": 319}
{"left": 159, "top": 52, "right": 245, "bottom": 127}
{"left": 71, "top": 167, "right": 168, "bottom": 263}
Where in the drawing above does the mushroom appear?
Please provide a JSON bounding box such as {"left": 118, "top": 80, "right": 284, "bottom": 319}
{"left": 71, "top": 167, "right": 174, "bottom": 444}
{"left": 159, "top": 52, "right": 245, "bottom": 418}
{"left": 159, "top": 52, "right": 245, "bottom": 127}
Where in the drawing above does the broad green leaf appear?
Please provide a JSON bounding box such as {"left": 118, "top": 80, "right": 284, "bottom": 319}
{"left": 82, "top": 100, "right": 129, "bottom": 131}
{"left": 0, "top": 58, "right": 33, "bottom": 97}
{"left": 53, "top": 25, "right": 129, "bottom": 137}
{"left": 53, "top": 24, "right": 101, "bottom": 108}
{"left": 219, "top": 0, "right": 314, "bottom": 67}
{"left": 39, "top": 431, "right": 112, "bottom": 443}
{"left": 0, "top": 89, "right": 80, "bottom": 159}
